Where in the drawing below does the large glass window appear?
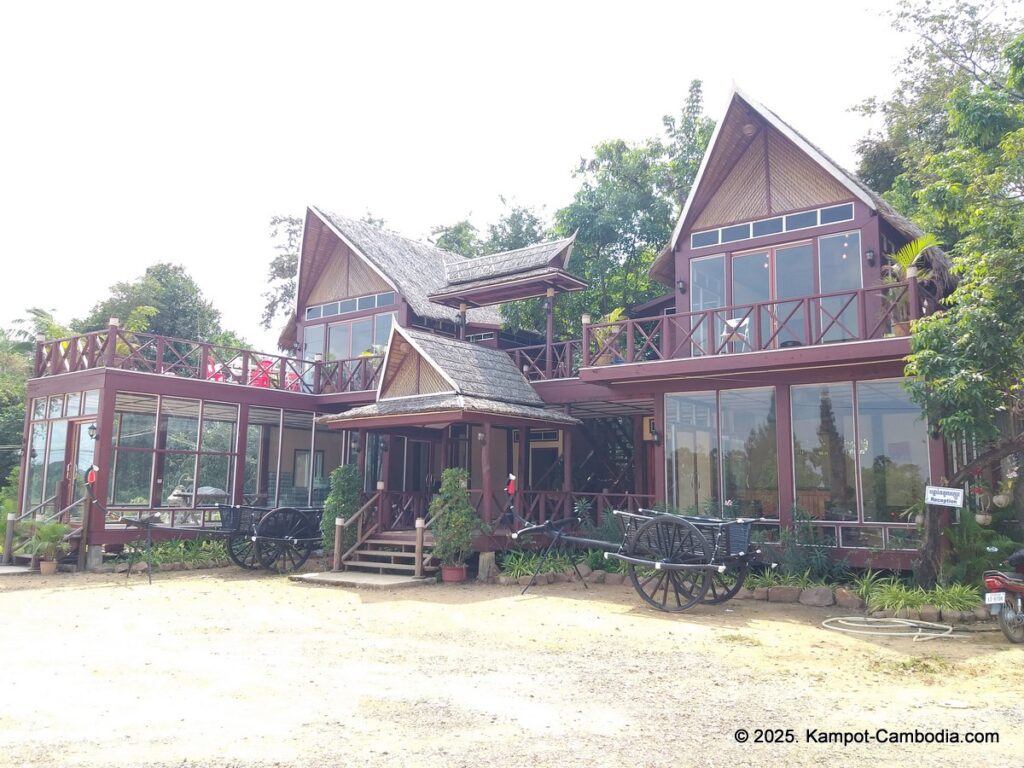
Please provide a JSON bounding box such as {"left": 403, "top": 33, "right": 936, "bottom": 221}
{"left": 720, "top": 388, "right": 778, "bottom": 517}
{"left": 665, "top": 392, "right": 719, "bottom": 514}
{"left": 689, "top": 255, "right": 724, "bottom": 355}
{"left": 279, "top": 411, "right": 314, "bottom": 506}
{"left": 818, "top": 231, "right": 862, "bottom": 342}
{"left": 245, "top": 407, "right": 281, "bottom": 507}
{"left": 110, "top": 394, "right": 158, "bottom": 506}
{"left": 858, "top": 380, "right": 929, "bottom": 522}
{"left": 791, "top": 384, "right": 857, "bottom": 521}
{"left": 25, "top": 423, "right": 47, "bottom": 508}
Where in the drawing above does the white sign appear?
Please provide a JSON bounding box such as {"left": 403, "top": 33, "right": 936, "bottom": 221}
{"left": 925, "top": 486, "right": 965, "bottom": 508}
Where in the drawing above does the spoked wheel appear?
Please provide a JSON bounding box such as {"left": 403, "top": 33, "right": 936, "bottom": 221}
{"left": 997, "top": 604, "right": 1024, "bottom": 644}
{"left": 254, "top": 507, "right": 317, "bottom": 573}
{"left": 703, "top": 561, "right": 749, "bottom": 604}
{"left": 226, "top": 533, "right": 260, "bottom": 570}
{"left": 627, "top": 515, "right": 711, "bottom": 613}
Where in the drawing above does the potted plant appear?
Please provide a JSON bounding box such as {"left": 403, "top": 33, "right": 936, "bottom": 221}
{"left": 899, "top": 500, "right": 926, "bottom": 527}
{"left": 880, "top": 234, "right": 937, "bottom": 336}
{"left": 27, "top": 521, "right": 71, "bottom": 575}
{"left": 429, "top": 468, "right": 486, "bottom": 582}
{"left": 590, "top": 308, "right": 626, "bottom": 365}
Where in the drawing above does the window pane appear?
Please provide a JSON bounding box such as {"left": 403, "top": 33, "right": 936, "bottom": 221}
{"left": 785, "top": 210, "right": 818, "bottom": 230}
{"left": 374, "top": 313, "right": 394, "bottom": 348}
{"left": 376, "top": 292, "right": 395, "bottom": 307}
{"left": 691, "top": 231, "right": 719, "bottom": 248}
{"left": 858, "top": 379, "right": 929, "bottom": 523}
{"left": 340, "top": 299, "right": 357, "bottom": 314}
{"left": 82, "top": 390, "right": 99, "bottom": 415}
{"left": 820, "top": 203, "right": 854, "bottom": 225}
{"left": 313, "top": 422, "right": 346, "bottom": 506}
{"left": 201, "top": 402, "right": 238, "bottom": 453}
{"left": 305, "top": 306, "right": 322, "bottom": 320}
{"left": 665, "top": 392, "right": 718, "bottom": 513}
{"left": 327, "top": 323, "right": 351, "bottom": 361}
{"left": 351, "top": 318, "right": 373, "bottom": 356}
{"left": 752, "top": 218, "right": 783, "bottom": 237}
{"left": 721, "top": 223, "right": 751, "bottom": 243}
{"left": 731, "top": 251, "right": 770, "bottom": 348}
{"left": 66, "top": 393, "right": 81, "bottom": 417}
{"left": 357, "top": 296, "right": 375, "bottom": 311}
{"left": 48, "top": 395, "right": 64, "bottom": 419}
{"left": 774, "top": 243, "right": 814, "bottom": 345}
{"left": 302, "top": 324, "right": 324, "bottom": 361}
{"left": 887, "top": 527, "right": 922, "bottom": 550}
{"left": 819, "top": 231, "right": 862, "bottom": 342}
{"left": 159, "top": 397, "right": 200, "bottom": 452}
{"left": 245, "top": 407, "right": 281, "bottom": 507}
{"left": 110, "top": 449, "right": 154, "bottom": 506}
{"left": 279, "top": 411, "right": 314, "bottom": 506}
{"left": 160, "top": 453, "right": 198, "bottom": 507}
{"left": 720, "top": 388, "right": 778, "bottom": 517}
{"left": 840, "top": 526, "right": 884, "bottom": 549}
{"left": 25, "top": 423, "right": 47, "bottom": 508}
{"left": 32, "top": 398, "right": 46, "bottom": 420}
{"left": 43, "top": 421, "right": 68, "bottom": 503}
{"left": 323, "top": 302, "right": 340, "bottom": 318}
{"left": 112, "top": 394, "right": 157, "bottom": 449}
{"left": 196, "top": 454, "right": 234, "bottom": 506}
{"left": 791, "top": 384, "right": 857, "bottom": 521}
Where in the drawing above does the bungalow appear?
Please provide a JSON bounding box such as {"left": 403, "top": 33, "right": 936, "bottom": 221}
{"left": 9, "top": 89, "right": 951, "bottom": 571}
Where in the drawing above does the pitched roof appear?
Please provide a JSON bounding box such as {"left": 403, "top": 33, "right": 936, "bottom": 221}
{"left": 310, "top": 207, "right": 502, "bottom": 325}
{"left": 650, "top": 89, "right": 952, "bottom": 290}
{"left": 443, "top": 235, "right": 576, "bottom": 285}
{"left": 321, "top": 326, "right": 579, "bottom": 428}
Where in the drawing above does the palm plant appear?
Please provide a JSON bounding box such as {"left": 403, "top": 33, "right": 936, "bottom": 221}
{"left": 881, "top": 234, "right": 938, "bottom": 326}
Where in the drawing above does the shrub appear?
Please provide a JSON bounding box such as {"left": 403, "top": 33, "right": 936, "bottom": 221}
{"left": 429, "top": 468, "right": 485, "bottom": 567}
{"left": 322, "top": 465, "right": 361, "bottom": 554}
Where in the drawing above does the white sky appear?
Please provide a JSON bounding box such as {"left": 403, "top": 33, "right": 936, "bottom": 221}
{"left": 0, "top": 0, "right": 910, "bottom": 352}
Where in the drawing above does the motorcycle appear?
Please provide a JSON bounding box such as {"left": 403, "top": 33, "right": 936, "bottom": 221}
{"left": 983, "top": 548, "right": 1024, "bottom": 644}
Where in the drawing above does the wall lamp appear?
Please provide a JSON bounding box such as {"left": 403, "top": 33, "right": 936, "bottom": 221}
{"left": 649, "top": 422, "right": 661, "bottom": 446}
{"left": 865, "top": 249, "right": 876, "bottom": 267}
{"left": 676, "top": 279, "right": 687, "bottom": 295}
{"left": 87, "top": 424, "right": 98, "bottom": 441}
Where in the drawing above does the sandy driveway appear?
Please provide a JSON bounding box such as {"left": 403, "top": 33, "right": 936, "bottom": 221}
{"left": 1, "top": 568, "right": 1022, "bottom": 768}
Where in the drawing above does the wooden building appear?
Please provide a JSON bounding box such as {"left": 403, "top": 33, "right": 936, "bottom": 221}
{"left": 12, "top": 89, "right": 952, "bottom": 570}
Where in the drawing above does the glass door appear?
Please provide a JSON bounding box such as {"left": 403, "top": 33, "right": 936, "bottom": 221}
{"left": 689, "top": 255, "right": 724, "bottom": 355}
{"left": 65, "top": 420, "right": 97, "bottom": 524}
{"left": 773, "top": 243, "right": 814, "bottom": 346}
{"left": 818, "top": 232, "right": 862, "bottom": 342}
{"left": 731, "top": 251, "right": 771, "bottom": 350}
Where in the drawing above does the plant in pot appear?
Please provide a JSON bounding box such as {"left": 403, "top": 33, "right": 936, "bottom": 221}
{"left": 590, "top": 308, "right": 626, "bottom": 365}
{"left": 880, "top": 234, "right": 937, "bottom": 336}
{"left": 429, "top": 468, "right": 486, "bottom": 583}
{"left": 27, "top": 521, "right": 71, "bottom": 575}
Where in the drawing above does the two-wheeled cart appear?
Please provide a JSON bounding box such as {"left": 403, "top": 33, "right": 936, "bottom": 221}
{"left": 212, "top": 504, "right": 323, "bottom": 573}
{"left": 513, "top": 509, "right": 766, "bottom": 613}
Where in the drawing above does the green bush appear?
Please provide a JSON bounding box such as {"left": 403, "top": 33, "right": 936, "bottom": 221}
{"left": 430, "top": 468, "right": 485, "bottom": 567}
{"left": 322, "top": 465, "right": 361, "bottom": 555}
{"left": 26, "top": 522, "right": 71, "bottom": 560}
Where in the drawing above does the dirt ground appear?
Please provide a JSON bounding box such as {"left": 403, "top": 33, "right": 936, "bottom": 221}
{"left": 1, "top": 567, "right": 1022, "bottom": 768}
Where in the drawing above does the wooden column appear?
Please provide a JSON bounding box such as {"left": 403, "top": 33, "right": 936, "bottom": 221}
{"left": 632, "top": 415, "right": 644, "bottom": 494}
{"left": 652, "top": 394, "right": 666, "bottom": 506}
{"left": 545, "top": 287, "right": 555, "bottom": 379}
{"left": 774, "top": 384, "right": 794, "bottom": 529}
{"left": 459, "top": 303, "right": 468, "bottom": 340}
{"left": 232, "top": 404, "right": 249, "bottom": 505}
{"left": 85, "top": 384, "right": 118, "bottom": 563}
{"left": 481, "top": 422, "right": 493, "bottom": 525}
{"left": 356, "top": 429, "right": 367, "bottom": 487}
{"left": 562, "top": 422, "right": 573, "bottom": 518}
{"left": 518, "top": 425, "right": 529, "bottom": 520}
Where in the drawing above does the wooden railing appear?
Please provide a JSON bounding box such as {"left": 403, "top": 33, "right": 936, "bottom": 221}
{"left": 335, "top": 492, "right": 383, "bottom": 569}
{"left": 579, "top": 281, "right": 931, "bottom": 368}
{"left": 33, "top": 327, "right": 383, "bottom": 395}
{"left": 507, "top": 339, "right": 582, "bottom": 381}
{"left": 518, "top": 490, "right": 657, "bottom": 526}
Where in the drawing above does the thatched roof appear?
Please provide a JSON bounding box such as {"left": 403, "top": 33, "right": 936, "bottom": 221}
{"left": 443, "top": 235, "right": 575, "bottom": 285}
{"left": 319, "top": 392, "right": 579, "bottom": 426}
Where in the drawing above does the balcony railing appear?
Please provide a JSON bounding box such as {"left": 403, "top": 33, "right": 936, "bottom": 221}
{"left": 33, "top": 327, "right": 382, "bottom": 395}
{"left": 507, "top": 339, "right": 582, "bottom": 381}
{"left": 581, "top": 281, "right": 934, "bottom": 369}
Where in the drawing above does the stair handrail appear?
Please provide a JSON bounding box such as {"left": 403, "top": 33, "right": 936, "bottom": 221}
{"left": 332, "top": 492, "right": 382, "bottom": 569}
{"left": 13, "top": 493, "right": 59, "bottom": 523}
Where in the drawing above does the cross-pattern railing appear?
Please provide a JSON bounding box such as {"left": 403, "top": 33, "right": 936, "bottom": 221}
{"left": 518, "top": 490, "right": 657, "bottom": 526}
{"left": 33, "top": 327, "right": 383, "bottom": 395}
{"left": 578, "top": 281, "right": 930, "bottom": 369}
{"left": 507, "top": 339, "right": 582, "bottom": 381}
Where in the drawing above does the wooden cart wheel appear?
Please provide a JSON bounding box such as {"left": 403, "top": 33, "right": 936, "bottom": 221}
{"left": 627, "top": 515, "right": 711, "bottom": 612}
{"left": 255, "top": 507, "right": 317, "bottom": 573}
{"left": 226, "top": 533, "right": 260, "bottom": 570}
{"left": 702, "top": 561, "right": 749, "bottom": 604}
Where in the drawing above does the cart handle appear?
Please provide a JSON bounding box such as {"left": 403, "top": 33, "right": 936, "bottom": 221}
{"left": 511, "top": 516, "right": 582, "bottom": 540}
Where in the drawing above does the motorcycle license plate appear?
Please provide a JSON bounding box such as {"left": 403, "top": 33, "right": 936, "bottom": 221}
{"left": 985, "top": 591, "right": 1006, "bottom": 604}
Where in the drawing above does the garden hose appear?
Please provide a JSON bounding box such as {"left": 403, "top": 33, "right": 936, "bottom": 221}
{"left": 821, "top": 616, "right": 962, "bottom": 642}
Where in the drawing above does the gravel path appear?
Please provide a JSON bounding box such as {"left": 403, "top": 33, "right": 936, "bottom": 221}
{"left": 1, "top": 568, "right": 1022, "bottom": 767}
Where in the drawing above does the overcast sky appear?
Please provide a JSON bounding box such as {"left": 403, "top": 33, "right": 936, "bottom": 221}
{"left": 1, "top": 0, "right": 911, "bottom": 351}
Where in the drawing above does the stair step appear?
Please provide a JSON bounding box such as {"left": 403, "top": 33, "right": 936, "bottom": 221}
{"left": 344, "top": 560, "right": 426, "bottom": 573}
{"left": 362, "top": 539, "right": 432, "bottom": 548}
{"left": 350, "top": 549, "right": 417, "bottom": 560}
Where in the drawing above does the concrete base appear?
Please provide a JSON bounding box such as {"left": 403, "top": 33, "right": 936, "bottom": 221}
{"left": 0, "top": 565, "right": 32, "bottom": 576}
{"left": 86, "top": 546, "right": 104, "bottom": 570}
{"left": 477, "top": 551, "right": 496, "bottom": 582}
{"left": 290, "top": 571, "right": 434, "bottom": 590}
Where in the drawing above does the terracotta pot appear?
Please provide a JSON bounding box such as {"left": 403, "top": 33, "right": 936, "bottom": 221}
{"left": 441, "top": 565, "right": 467, "bottom": 583}
{"left": 892, "top": 320, "right": 912, "bottom": 337}
{"left": 992, "top": 493, "right": 1011, "bottom": 508}
{"left": 39, "top": 559, "right": 58, "bottom": 576}
{"left": 974, "top": 512, "right": 992, "bottom": 526}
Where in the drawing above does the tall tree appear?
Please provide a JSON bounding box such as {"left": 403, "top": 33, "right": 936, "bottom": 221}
{"left": 260, "top": 215, "right": 303, "bottom": 331}
{"left": 429, "top": 219, "right": 481, "bottom": 257}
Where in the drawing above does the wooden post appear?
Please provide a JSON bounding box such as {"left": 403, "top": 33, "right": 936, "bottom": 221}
{"left": 2, "top": 513, "right": 14, "bottom": 566}
{"left": 907, "top": 266, "right": 921, "bottom": 321}
{"left": 414, "top": 517, "right": 425, "bottom": 577}
{"left": 356, "top": 430, "right": 367, "bottom": 486}
{"left": 481, "top": 422, "right": 493, "bottom": 525}
{"left": 545, "top": 287, "right": 555, "bottom": 379}
{"left": 376, "top": 479, "right": 387, "bottom": 530}
{"left": 518, "top": 425, "right": 529, "bottom": 521}
{"left": 562, "top": 423, "right": 573, "bottom": 518}
{"left": 459, "top": 303, "right": 468, "bottom": 340}
{"left": 34, "top": 334, "right": 45, "bottom": 377}
{"left": 233, "top": 405, "right": 249, "bottom": 505}
{"left": 652, "top": 394, "right": 666, "bottom": 507}
{"left": 581, "top": 314, "right": 591, "bottom": 368}
{"left": 775, "top": 384, "right": 794, "bottom": 527}
{"left": 333, "top": 516, "right": 344, "bottom": 572}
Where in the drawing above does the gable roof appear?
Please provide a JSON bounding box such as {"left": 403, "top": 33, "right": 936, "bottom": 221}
{"left": 320, "top": 325, "right": 579, "bottom": 428}
{"left": 649, "top": 88, "right": 951, "bottom": 289}
{"left": 308, "top": 207, "right": 502, "bottom": 326}
{"left": 443, "top": 235, "right": 576, "bottom": 285}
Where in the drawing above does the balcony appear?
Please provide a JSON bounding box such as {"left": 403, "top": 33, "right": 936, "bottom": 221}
{"left": 33, "top": 327, "right": 383, "bottom": 395}
{"left": 507, "top": 281, "right": 937, "bottom": 381}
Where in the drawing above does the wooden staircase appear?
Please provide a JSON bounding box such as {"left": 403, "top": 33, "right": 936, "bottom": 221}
{"left": 342, "top": 529, "right": 437, "bottom": 576}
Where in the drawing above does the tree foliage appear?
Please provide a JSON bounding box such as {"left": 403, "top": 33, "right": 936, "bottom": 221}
{"left": 260, "top": 214, "right": 303, "bottom": 331}
{"left": 429, "top": 219, "right": 480, "bottom": 257}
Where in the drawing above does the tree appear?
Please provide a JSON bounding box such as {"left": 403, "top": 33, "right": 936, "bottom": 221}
{"left": 260, "top": 214, "right": 303, "bottom": 331}
{"left": 429, "top": 219, "right": 480, "bottom": 257}
{"left": 76, "top": 263, "right": 224, "bottom": 342}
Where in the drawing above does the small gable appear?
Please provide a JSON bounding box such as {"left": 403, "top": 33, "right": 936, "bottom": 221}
{"left": 378, "top": 333, "right": 453, "bottom": 400}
